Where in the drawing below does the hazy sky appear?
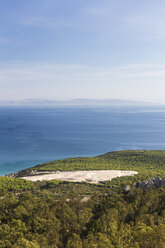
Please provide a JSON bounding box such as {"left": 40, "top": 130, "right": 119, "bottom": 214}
{"left": 1, "top": 0, "right": 165, "bottom": 101}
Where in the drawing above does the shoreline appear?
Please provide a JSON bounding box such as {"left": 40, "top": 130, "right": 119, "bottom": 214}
{"left": 21, "top": 170, "right": 138, "bottom": 183}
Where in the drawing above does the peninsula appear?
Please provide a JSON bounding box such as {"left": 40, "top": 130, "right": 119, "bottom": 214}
{"left": 6, "top": 150, "right": 165, "bottom": 184}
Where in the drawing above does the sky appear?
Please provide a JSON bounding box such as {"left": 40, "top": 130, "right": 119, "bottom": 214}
{"left": 1, "top": 0, "right": 165, "bottom": 102}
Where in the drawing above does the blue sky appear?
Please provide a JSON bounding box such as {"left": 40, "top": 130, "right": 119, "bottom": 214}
{"left": 1, "top": 0, "right": 165, "bottom": 101}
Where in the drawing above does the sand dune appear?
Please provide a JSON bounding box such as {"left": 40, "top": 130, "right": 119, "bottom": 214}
{"left": 21, "top": 170, "right": 138, "bottom": 183}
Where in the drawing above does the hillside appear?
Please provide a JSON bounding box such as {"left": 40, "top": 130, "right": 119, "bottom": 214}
{"left": 1, "top": 150, "right": 165, "bottom": 247}
{"left": 9, "top": 150, "right": 165, "bottom": 181}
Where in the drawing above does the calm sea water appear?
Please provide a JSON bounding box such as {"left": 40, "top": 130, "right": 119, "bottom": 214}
{"left": 1, "top": 105, "right": 165, "bottom": 175}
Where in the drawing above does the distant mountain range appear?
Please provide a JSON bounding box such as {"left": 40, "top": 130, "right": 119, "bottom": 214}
{"left": 0, "top": 98, "right": 154, "bottom": 107}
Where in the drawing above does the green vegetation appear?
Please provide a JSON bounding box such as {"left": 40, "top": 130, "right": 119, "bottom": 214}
{"left": 1, "top": 150, "right": 165, "bottom": 247}
{"left": 33, "top": 150, "right": 165, "bottom": 179}
{"left": 0, "top": 177, "right": 36, "bottom": 192}
{"left": 0, "top": 185, "right": 165, "bottom": 247}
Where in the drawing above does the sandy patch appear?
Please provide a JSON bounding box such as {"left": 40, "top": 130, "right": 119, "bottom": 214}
{"left": 21, "top": 170, "right": 138, "bottom": 183}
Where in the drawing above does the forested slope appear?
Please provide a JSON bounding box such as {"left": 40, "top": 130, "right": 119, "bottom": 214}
{"left": 10, "top": 150, "right": 165, "bottom": 182}
{"left": 1, "top": 150, "right": 165, "bottom": 247}
{"left": 0, "top": 185, "right": 165, "bottom": 247}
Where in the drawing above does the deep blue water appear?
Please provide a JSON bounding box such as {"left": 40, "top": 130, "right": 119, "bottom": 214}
{"left": 1, "top": 105, "right": 165, "bottom": 175}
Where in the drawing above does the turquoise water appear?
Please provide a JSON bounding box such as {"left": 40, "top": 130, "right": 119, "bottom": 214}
{"left": 1, "top": 105, "right": 165, "bottom": 175}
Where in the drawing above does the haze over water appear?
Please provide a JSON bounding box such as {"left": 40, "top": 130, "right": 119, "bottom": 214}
{"left": 1, "top": 105, "right": 165, "bottom": 175}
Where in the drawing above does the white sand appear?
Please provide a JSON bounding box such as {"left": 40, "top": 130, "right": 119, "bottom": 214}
{"left": 21, "top": 170, "right": 138, "bottom": 183}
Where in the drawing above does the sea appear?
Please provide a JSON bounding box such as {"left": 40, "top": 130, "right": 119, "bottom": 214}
{"left": 1, "top": 105, "right": 165, "bottom": 176}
